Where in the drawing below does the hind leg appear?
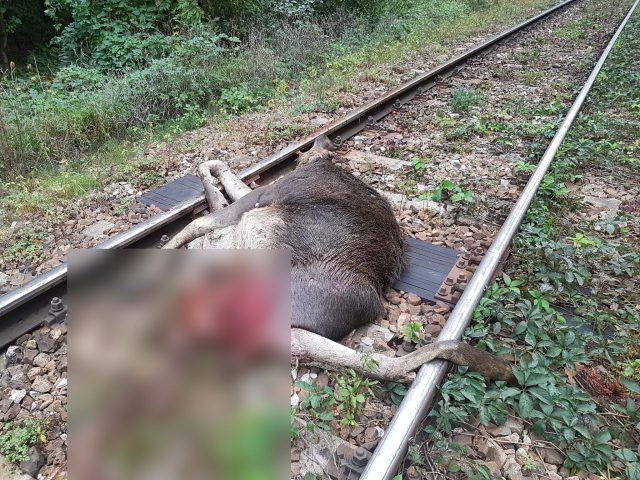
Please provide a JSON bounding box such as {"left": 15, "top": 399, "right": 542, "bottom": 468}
{"left": 199, "top": 159, "right": 251, "bottom": 205}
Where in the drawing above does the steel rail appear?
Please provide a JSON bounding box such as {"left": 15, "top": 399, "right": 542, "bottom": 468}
{"left": 0, "top": 0, "right": 577, "bottom": 320}
{"left": 359, "top": 0, "right": 640, "bottom": 477}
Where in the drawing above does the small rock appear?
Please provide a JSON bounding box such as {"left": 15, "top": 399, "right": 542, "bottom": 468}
{"left": 505, "top": 417, "right": 525, "bottom": 434}
{"left": 406, "top": 293, "right": 422, "bottom": 306}
{"left": 487, "top": 423, "right": 512, "bottom": 437}
{"left": 364, "top": 427, "right": 379, "bottom": 443}
{"left": 515, "top": 447, "right": 529, "bottom": 465}
{"left": 424, "top": 324, "right": 442, "bottom": 336}
{"left": 548, "top": 472, "right": 562, "bottom": 480}
{"left": 481, "top": 461, "right": 501, "bottom": 476}
{"left": 385, "top": 291, "right": 402, "bottom": 305}
{"left": 25, "top": 339, "right": 37, "bottom": 350}
{"left": 32, "top": 376, "right": 53, "bottom": 393}
{"left": 6, "top": 346, "right": 23, "bottom": 364}
{"left": 500, "top": 432, "right": 520, "bottom": 445}
{"left": 397, "top": 313, "right": 410, "bottom": 329}
{"left": 350, "top": 426, "right": 364, "bottom": 438}
{"left": 4, "top": 402, "right": 20, "bottom": 421}
{"left": 22, "top": 348, "right": 38, "bottom": 364}
{"left": 503, "top": 458, "right": 523, "bottom": 480}
{"left": 19, "top": 446, "right": 45, "bottom": 477}
{"left": 38, "top": 394, "right": 54, "bottom": 409}
{"left": 539, "top": 447, "right": 565, "bottom": 466}
{"left": 22, "top": 396, "right": 33, "bottom": 411}
{"left": 487, "top": 442, "right": 508, "bottom": 469}
{"left": 53, "top": 377, "right": 68, "bottom": 393}
{"left": 27, "top": 367, "right": 44, "bottom": 381}
{"left": 9, "top": 389, "right": 27, "bottom": 404}
{"left": 0, "top": 398, "right": 12, "bottom": 413}
{"left": 82, "top": 220, "right": 115, "bottom": 239}
{"left": 33, "top": 352, "right": 52, "bottom": 367}
{"left": 34, "top": 331, "right": 58, "bottom": 353}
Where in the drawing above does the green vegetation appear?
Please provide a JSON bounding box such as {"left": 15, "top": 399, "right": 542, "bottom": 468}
{"left": 1, "top": 0, "right": 559, "bottom": 219}
{"left": 294, "top": 368, "right": 378, "bottom": 429}
{"left": 0, "top": 419, "right": 48, "bottom": 463}
{"left": 451, "top": 87, "right": 484, "bottom": 113}
{"left": 402, "top": 321, "right": 424, "bottom": 344}
{"left": 431, "top": 179, "right": 474, "bottom": 203}
{"left": 335, "top": 369, "right": 378, "bottom": 426}
{"left": 423, "top": 10, "right": 640, "bottom": 479}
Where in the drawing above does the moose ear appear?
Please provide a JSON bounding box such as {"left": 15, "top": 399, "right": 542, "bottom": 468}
{"left": 313, "top": 134, "right": 334, "bottom": 152}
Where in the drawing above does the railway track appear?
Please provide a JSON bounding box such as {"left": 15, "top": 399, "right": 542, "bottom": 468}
{"left": 1, "top": 0, "right": 638, "bottom": 477}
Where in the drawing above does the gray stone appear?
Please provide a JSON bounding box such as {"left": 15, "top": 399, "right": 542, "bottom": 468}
{"left": 8, "top": 371, "right": 30, "bottom": 390}
{"left": 24, "top": 339, "right": 37, "bottom": 350}
{"left": 486, "top": 441, "right": 508, "bottom": 469}
{"left": 31, "top": 376, "right": 52, "bottom": 393}
{"left": 26, "top": 367, "right": 43, "bottom": 381}
{"left": 22, "top": 349, "right": 38, "bottom": 365}
{"left": 8, "top": 390, "right": 26, "bottom": 404}
{"left": 538, "top": 447, "right": 565, "bottom": 466}
{"left": 481, "top": 460, "right": 501, "bottom": 477}
{"left": 487, "top": 423, "right": 512, "bottom": 437}
{"left": 364, "top": 427, "right": 379, "bottom": 443}
{"left": 0, "top": 271, "right": 9, "bottom": 289}
{"left": 505, "top": 417, "right": 525, "bottom": 434}
{"left": 82, "top": 220, "right": 115, "bottom": 238}
{"left": 515, "top": 447, "right": 529, "bottom": 465}
{"left": 18, "top": 446, "right": 45, "bottom": 477}
{"left": 0, "top": 398, "right": 12, "bottom": 413}
{"left": 6, "top": 346, "right": 22, "bottom": 364}
{"left": 548, "top": 472, "right": 562, "bottom": 480}
{"left": 37, "top": 394, "right": 53, "bottom": 410}
{"left": 4, "top": 402, "right": 20, "bottom": 421}
{"left": 504, "top": 458, "right": 524, "bottom": 480}
{"left": 33, "top": 331, "right": 57, "bottom": 353}
{"left": 33, "top": 353, "right": 51, "bottom": 368}
{"left": 500, "top": 432, "right": 520, "bottom": 445}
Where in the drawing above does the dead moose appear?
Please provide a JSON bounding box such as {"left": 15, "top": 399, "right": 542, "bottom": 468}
{"left": 163, "top": 135, "right": 513, "bottom": 384}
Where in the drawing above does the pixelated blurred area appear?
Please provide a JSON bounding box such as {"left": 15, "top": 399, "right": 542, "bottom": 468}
{"left": 68, "top": 250, "right": 290, "bottom": 480}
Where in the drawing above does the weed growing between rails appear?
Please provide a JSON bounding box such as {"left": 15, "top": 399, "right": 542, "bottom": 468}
{"left": 415, "top": 9, "right": 640, "bottom": 480}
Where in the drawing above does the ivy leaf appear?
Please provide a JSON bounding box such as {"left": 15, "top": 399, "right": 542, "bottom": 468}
{"left": 616, "top": 448, "right": 638, "bottom": 462}
{"left": 518, "top": 392, "right": 534, "bottom": 418}
{"left": 621, "top": 379, "right": 640, "bottom": 395}
{"left": 594, "top": 430, "right": 612, "bottom": 444}
{"left": 514, "top": 322, "right": 528, "bottom": 335}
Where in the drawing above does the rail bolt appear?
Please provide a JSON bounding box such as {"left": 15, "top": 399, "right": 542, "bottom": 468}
{"left": 353, "top": 447, "right": 369, "bottom": 468}
{"left": 158, "top": 235, "right": 170, "bottom": 248}
{"left": 333, "top": 135, "right": 343, "bottom": 147}
{"left": 50, "top": 297, "right": 63, "bottom": 312}
{"left": 444, "top": 277, "right": 454, "bottom": 286}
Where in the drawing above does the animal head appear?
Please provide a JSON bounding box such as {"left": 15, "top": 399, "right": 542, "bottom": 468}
{"left": 296, "top": 134, "right": 334, "bottom": 166}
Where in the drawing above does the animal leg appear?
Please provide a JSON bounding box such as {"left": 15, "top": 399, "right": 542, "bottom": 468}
{"left": 291, "top": 328, "right": 514, "bottom": 384}
{"left": 199, "top": 159, "right": 251, "bottom": 203}
{"left": 164, "top": 185, "right": 278, "bottom": 249}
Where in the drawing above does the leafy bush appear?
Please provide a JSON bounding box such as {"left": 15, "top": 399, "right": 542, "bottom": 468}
{"left": 0, "top": 419, "right": 47, "bottom": 463}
